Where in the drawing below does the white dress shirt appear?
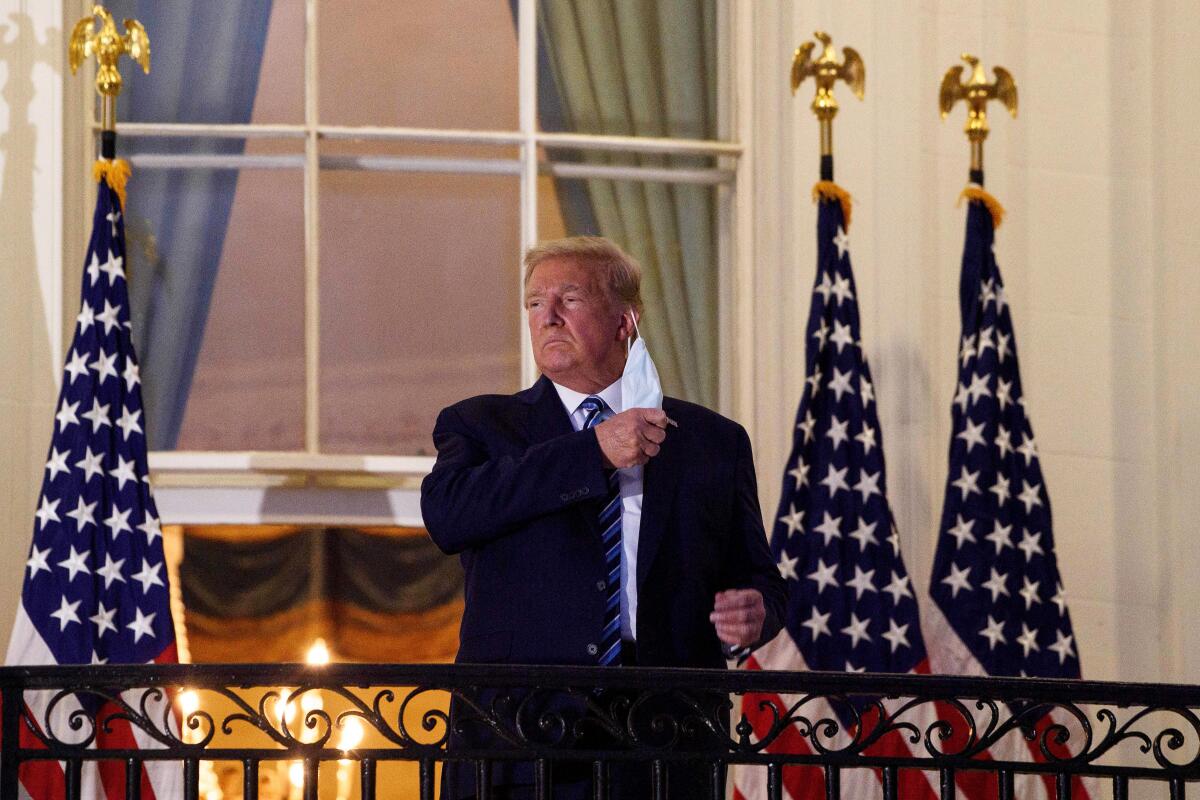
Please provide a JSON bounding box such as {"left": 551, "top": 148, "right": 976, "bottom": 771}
{"left": 551, "top": 379, "right": 642, "bottom": 641}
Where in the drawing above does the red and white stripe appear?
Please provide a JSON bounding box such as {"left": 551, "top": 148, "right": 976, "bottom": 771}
{"left": 923, "top": 602, "right": 1096, "bottom": 800}
{"left": 4, "top": 606, "right": 182, "bottom": 800}
{"left": 732, "top": 632, "right": 940, "bottom": 800}
{"left": 732, "top": 625, "right": 1097, "bottom": 800}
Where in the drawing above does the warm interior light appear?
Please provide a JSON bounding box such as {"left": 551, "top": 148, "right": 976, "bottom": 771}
{"left": 306, "top": 638, "right": 331, "bottom": 665}
{"left": 177, "top": 690, "right": 202, "bottom": 745}
{"left": 178, "top": 689, "right": 199, "bottom": 717}
{"left": 301, "top": 690, "right": 323, "bottom": 713}
{"left": 289, "top": 760, "right": 304, "bottom": 789}
{"left": 338, "top": 717, "right": 364, "bottom": 751}
{"left": 199, "top": 760, "right": 221, "bottom": 800}
{"left": 275, "top": 689, "right": 294, "bottom": 727}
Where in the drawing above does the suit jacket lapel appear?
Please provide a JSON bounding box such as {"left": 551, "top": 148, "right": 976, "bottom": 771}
{"left": 636, "top": 400, "right": 683, "bottom": 590}
{"left": 522, "top": 375, "right": 601, "bottom": 538}
{"left": 521, "top": 375, "right": 575, "bottom": 443}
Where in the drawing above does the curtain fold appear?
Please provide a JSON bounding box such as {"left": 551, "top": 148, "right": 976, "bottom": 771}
{"left": 115, "top": 0, "right": 274, "bottom": 449}
{"left": 179, "top": 527, "right": 463, "bottom": 663}
{"left": 537, "top": 0, "right": 718, "bottom": 407}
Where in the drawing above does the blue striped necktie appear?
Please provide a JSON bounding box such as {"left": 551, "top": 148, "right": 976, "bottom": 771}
{"left": 579, "top": 396, "right": 623, "bottom": 666}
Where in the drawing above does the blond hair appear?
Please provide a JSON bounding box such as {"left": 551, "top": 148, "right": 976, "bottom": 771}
{"left": 523, "top": 236, "right": 643, "bottom": 316}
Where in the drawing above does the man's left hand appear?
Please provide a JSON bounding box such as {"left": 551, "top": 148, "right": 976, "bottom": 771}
{"left": 709, "top": 589, "right": 766, "bottom": 647}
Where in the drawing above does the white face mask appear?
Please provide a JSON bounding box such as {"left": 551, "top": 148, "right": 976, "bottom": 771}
{"left": 621, "top": 311, "right": 663, "bottom": 410}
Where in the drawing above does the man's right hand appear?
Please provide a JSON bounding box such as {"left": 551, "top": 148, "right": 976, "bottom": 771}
{"left": 594, "top": 408, "right": 676, "bottom": 469}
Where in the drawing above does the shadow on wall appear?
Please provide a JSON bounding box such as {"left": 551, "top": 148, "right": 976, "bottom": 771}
{"left": 0, "top": 13, "right": 61, "bottom": 645}
{"left": 876, "top": 338, "right": 935, "bottom": 587}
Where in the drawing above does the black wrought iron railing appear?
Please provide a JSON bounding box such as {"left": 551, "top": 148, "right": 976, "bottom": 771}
{"left": 0, "top": 663, "right": 1197, "bottom": 799}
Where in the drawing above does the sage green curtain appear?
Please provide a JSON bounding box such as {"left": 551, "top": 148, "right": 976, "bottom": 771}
{"left": 539, "top": 0, "right": 718, "bottom": 408}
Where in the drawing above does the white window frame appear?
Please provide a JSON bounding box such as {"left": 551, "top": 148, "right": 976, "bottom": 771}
{"left": 68, "top": 0, "right": 753, "bottom": 525}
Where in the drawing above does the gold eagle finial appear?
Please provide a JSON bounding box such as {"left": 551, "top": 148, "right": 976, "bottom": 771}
{"left": 69, "top": 4, "right": 150, "bottom": 102}
{"left": 791, "top": 31, "right": 865, "bottom": 112}
{"left": 791, "top": 32, "right": 864, "bottom": 158}
{"left": 939, "top": 53, "right": 1016, "bottom": 144}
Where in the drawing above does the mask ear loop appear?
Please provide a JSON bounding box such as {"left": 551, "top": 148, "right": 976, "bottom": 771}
{"left": 625, "top": 308, "right": 641, "bottom": 355}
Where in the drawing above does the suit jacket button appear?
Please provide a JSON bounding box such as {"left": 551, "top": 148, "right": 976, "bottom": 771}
{"left": 586, "top": 643, "right": 598, "bottom": 656}
{"left": 596, "top": 580, "right": 606, "bottom": 591}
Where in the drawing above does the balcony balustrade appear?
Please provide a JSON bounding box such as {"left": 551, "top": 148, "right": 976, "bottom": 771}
{"left": 1, "top": 663, "right": 1197, "bottom": 799}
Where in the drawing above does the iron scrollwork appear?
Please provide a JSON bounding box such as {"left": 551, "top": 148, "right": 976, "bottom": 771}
{"left": 3, "top": 664, "right": 1200, "bottom": 784}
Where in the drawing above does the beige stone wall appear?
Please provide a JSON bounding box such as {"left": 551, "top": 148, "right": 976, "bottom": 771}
{"left": 1151, "top": 0, "right": 1200, "bottom": 683}
{"left": 0, "top": 0, "right": 67, "bottom": 660}
{"left": 744, "top": 0, "right": 1195, "bottom": 683}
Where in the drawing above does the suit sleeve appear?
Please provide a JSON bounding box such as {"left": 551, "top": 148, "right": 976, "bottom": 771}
{"left": 727, "top": 424, "right": 787, "bottom": 650}
{"left": 420, "top": 404, "right": 610, "bottom": 554}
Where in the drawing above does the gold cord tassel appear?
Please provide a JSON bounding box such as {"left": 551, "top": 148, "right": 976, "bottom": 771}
{"left": 958, "top": 184, "right": 1005, "bottom": 229}
{"left": 812, "top": 180, "right": 853, "bottom": 229}
{"left": 92, "top": 158, "right": 131, "bottom": 211}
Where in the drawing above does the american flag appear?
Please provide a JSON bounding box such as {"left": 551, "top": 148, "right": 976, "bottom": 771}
{"left": 733, "top": 190, "right": 939, "bottom": 800}
{"left": 925, "top": 189, "right": 1091, "bottom": 799}
{"left": 4, "top": 165, "right": 181, "bottom": 799}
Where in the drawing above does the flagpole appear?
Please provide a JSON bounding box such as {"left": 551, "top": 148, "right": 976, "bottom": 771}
{"left": 938, "top": 53, "right": 1017, "bottom": 186}
{"left": 790, "top": 31, "right": 864, "bottom": 182}
{"left": 928, "top": 60, "right": 1091, "bottom": 799}
{"left": 3, "top": 7, "right": 181, "bottom": 798}
{"left": 69, "top": 4, "right": 151, "bottom": 160}
{"left": 733, "top": 31, "right": 938, "bottom": 800}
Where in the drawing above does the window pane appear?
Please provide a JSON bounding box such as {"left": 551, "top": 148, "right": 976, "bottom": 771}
{"left": 318, "top": 151, "right": 522, "bottom": 456}
{"left": 318, "top": 0, "right": 518, "bottom": 130}
{"left": 124, "top": 159, "right": 305, "bottom": 452}
{"left": 543, "top": 174, "right": 720, "bottom": 409}
{"left": 107, "top": 1, "right": 303, "bottom": 124}
{"left": 536, "top": 0, "right": 722, "bottom": 140}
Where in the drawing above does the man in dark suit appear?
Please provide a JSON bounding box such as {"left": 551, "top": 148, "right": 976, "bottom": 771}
{"left": 422, "top": 236, "right": 786, "bottom": 798}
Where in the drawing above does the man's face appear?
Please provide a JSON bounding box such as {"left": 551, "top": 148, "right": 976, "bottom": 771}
{"left": 525, "top": 257, "right": 630, "bottom": 391}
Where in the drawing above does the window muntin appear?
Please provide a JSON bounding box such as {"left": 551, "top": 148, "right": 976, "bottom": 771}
{"left": 99, "top": 0, "right": 738, "bottom": 464}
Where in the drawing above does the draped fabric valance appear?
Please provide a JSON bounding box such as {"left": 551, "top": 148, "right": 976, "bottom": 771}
{"left": 180, "top": 526, "right": 462, "bottom": 663}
